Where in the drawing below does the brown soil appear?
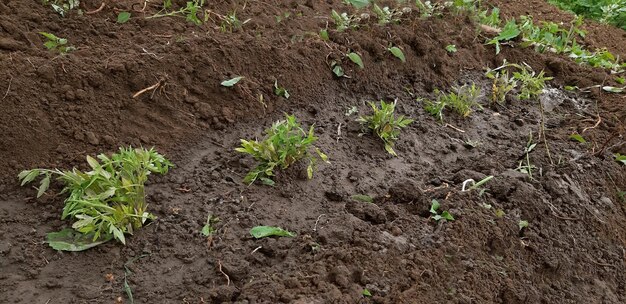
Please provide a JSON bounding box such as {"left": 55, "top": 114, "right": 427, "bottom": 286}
{"left": 1, "top": 0, "right": 625, "bottom": 303}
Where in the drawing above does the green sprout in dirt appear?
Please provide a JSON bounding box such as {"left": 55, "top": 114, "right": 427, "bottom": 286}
{"left": 415, "top": 0, "right": 445, "bottom": 18}
{"left": 512, "top": 64, "right": 553, "bottom": 100}
{"left": 485, "top": 62, "right": 518, "bottom": 104}
{"left": 487, "top": 19, "right": 521, "bottom": 54}
{"left": 357, "top": 100, "right": 413, "bottom": 156}
{"left": 430, "top": 199, "right": 454, "bottom": 222}
{"left": 236, "top": 114, "right": 329, "bottom": 185}
{"left": 422, "top": 83, "right": 482, "bottom": 122}
{"left": 43, "top": 0, "right": 80, "bottom": 17}
{"left": 18, "top": 147, "right": 173, "bottom": 249}
{"left": 331, "top": 10, "right": 359, "bottom": 31}
{"left": 516, "top": 132, "right": 537, "bottom": 179}
{"left": 478, "top": 7, "right": 501, "bottom": 27}
{"left": 201, "top": 214, "right": 220, "bottom": 237}
{"left": 445, "top": 44, "right": 458, "bottom": 53}
{"left": 274, "top": 80, "right": 290, "bottom": 99}
{"left": 615, "top": 153, "right": 626, "bottom": 165}
{"left": 148, "top": 0, "right": 206, "bottom": 25}
{"left": 372, "top": 4, "right": 400, "bottom": 25}
{"left": 218, "top": 10, "right": 251, "bottom": 32}
{"left": 40, "top": 32, "right": 75, "bottom": 54}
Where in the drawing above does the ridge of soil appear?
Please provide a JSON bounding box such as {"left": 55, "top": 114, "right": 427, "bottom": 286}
{"left": 1, "top": 0, "right": 625, "bottom": 303}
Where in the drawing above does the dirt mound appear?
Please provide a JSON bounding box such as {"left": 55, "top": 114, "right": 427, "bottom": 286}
{"left": 1, "top": 0, "right": 625, "bottom": 303}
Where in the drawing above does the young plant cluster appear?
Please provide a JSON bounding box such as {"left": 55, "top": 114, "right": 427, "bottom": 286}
{"left": 357, "top": 101, "right": 413, "bottom": 156}
{"left": 43, "top": 0, "right": 80, "bottom": 17}
{"left": 40, "top": 32, "right": 75, "bottom": 54}
{"left": 485, "top": 61, "right": 553, "bottom": 103}
{"left": 548, "top": 0, "right": 626, "bottom": 30}
{"left": 422, "top": 83, "right": 482, "bottom": 122}
{"left": 19, "top": 147, "right": 173, "bottom": 247}
{"left": 235, "top": 114, "right": 329, "bottom": 185}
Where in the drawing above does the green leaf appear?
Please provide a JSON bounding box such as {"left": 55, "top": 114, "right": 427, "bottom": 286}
{"left": 221, "top": 76, "right": 244, "bottom": 87}
{"left": 117, "top": 12, "right": 131, "bottom": 24}
{"left": 347, "top": 52, "right": 364, "bottom": 69}
{"left": 445, "top": 44, "right": 457, "bottom": 53}
{"left": 20, "top": 170, "right": 40, "bottom": 186}
{"left": 110, "top": 225, "right": 126, "bottom": 245}
{"left": 602, "top": 86, "right": 624, "bottom": 93}
{"left": 497, "top": 20, "right": 521, "bottom": 41}
{"left": 345, "top": 0, "right": 370, "bottom": 9}
{"left": 616, "top": 77, "right": 625, "bottom": 85}
{"left": 388, "top": 47, "right": 406, "bottom": 62}
{"left": 320, "top": 29, "right": 329, "bottom": 41}
{"left": 250, "top": 226, "right": 296, "bottom": 239}
{"left": 86, "top": 155, "right": 100, "bottom": 169}
{"left": 429, "top": 199, "right": 440, "bottom": 214}
{"left": 351, "top": 194, "right": 373, "bottom": 203}
{"left": 615, "top": 154, "right": 626, "bottom": 165}
{"left": 37, "top": 175, "right": 50, "bottom": 198}
{"left": 260, "top": 177, "right": 275, "bottom": 186}
{"left": 307, "top": 163, "right": 313, "bottom": 179}
{"left": 332, "top": 65, "right": 344, "bottom": 77}
{"left": 440, "top": 211, "right": 455, "bottom": 221}
{"left": 362, "top": 289, "right": 372, "bottom": 297}
{"left": 518, "top": 220, "right": 529, "bottom": 230}
{"left": 47, "top": 228, "right": 112, "bottom": 251}
{"left": 569, "top": 133, "right": 586, "bottom": 143}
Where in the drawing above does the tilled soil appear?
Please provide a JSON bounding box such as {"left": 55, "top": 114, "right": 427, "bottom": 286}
{"left": 1, "top": 0, "right": 625, "bottom": 303}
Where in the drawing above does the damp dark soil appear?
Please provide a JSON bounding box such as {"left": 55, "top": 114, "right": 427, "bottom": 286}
{"left": 1, "top": 0, "right": 625, "bottom": 303}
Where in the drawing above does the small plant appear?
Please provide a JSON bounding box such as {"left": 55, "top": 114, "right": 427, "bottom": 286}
{"left": 221, "top": 76, "right": 244, "bottom": 87}
{"left": 347, "top": 52, "right": 364, "bottom": 69}
{"left": 219, "top": 10, "right": 251, "bottom": 32}
{"left": 117, "top": 12, "right": 131, "bottom": 23}
{"left": 362, "top": 289, "right": 372, "bottom": 297}
{"left": 40, "top": 32, "right": 75, "bottom": 54}
{"left": 445, "top": 44, "right": 458, "bottom": 53}
{"left": 516, "top": 132, "right": 537, "bottom": 179}
{"left": 415, "top": 0, "right": 444, "bottom": 18}
{"left": 422, "top": 83, "right": 481, "bottom": 121}
{"left": 236, "top": 114, "right": 329, "bottom": 185}
{"left": 274, "top": 81, "right": 290, "bottom": 98}
{"left": 615, "top": 153, "right": 626, "bottom": 165}
{"left": 250, "top": 226, "right": 296, "bottom": 238}
{"left": 485, "top": 62, "right": 518, "bottom": 104}
{"left": 201, "top": 214, "right": 219, "bottom": 237}
{"left": 430, "top": 199, "right": 454, "bottom": 222}
{"left": 19, "top": 147, "right": 173, "bottom": 249}
{"left": 478, "top": 7, "right": 501, "bottom": 27}
{"left": 331, "top": 10, "right": 359, "bottom": 31}
{"left": 372, "top": 4, "right": 400, "bottom": 24}
{"left": 487, "top": 20, "right": 521, "bottom": 54}
{"left": 351, "top": 194, "right": 374, "bottom": 203}
{"left": 388, "top": 46, "right": 406, "bottom": 62}
{"left": 148, "top": 0, "right": 206, "bottom": 25}
{"left": 43, "top": 0, "right": 80, "bottom": 17}
{"left": 357, "top": 100, "right": 413, "bottom": 156}
{"left": 512, "top": 64, "right": 553, "bottom": 100}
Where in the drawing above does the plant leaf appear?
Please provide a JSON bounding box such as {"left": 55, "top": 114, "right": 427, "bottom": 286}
{"left": 345, "top": 0, "right": 370, "bottom": 9}
{"left": 429, "top": 199, "right": 440, "bottom": 214}
{"left": 602, "top": 86, "right": 624, "bottom": 93}
{"left": 388, "top": 47, "right": 406, "bottom": 62}
{"left": 347, "top": 52, "right": 364, "bottom": 69}
{"left": 518, "top": 220, "right": 529, "bottom": 230}
{"left": 362, "top": 289, "right": 372, "bottom": 297}
{"left": 117, "top": 12, "right": 131, "bottom": 24}
{"left": 569, "top": 133, "right": 586, "bottom": 143}
{"left": 47, "top": 228, "right": 112, "bottom": 251}
{"left": 221, "top": 76, "right": 244, "bottom": 87}
{"left": 37, "top": 175, "right": 51, "bottom": 198}
{"left": 250, "top": 226, "right": 296, "bottom": 239}
{"left": 351, "top": 194, "right": 373, "bottom": 203}
{"left": 332, "top": 65, "right": 344, "bottom": 77}
{"left": 615, "top": 153, "right": 626, "bottom": 165}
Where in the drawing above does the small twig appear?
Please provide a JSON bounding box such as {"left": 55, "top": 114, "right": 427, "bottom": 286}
{"left": 251, "top": 246, "right": 262, "bottom": 254}
{"left": 581, "top": 115, "right": 601, "bottom": 134}
{"left": 336, "top": 123, "right": 342, "bottom": 143}
{"left": 3, "top": 76, "right": 12, "bottom": 99}
{"left": 132, "top": 79, "right": 164, "bottom": 99}
{"left": 217, "top": 260, "right": 230, "bottom": 286}
{"left": 444, "top": 123, "right": 466, "bottom": 133}
{"left": 313, "top": 214, "right": 326, "bottom": 232}
{"left": 86, "top": 2, "right": 106, "bottom": 15}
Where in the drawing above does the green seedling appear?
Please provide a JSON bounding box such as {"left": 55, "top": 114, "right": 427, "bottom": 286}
{"left": 221, "top": 76, "right": 243, "bottom": 87}
{"left": 235, "top": 114, "right": 329, "bottom": 185}
{"left": 330, "top": 61, "right": 345, "bottom": 77}
{"left": 430, "top": 199, "right": 455, "bottom": 222}
{"left": 345, "top": 106, "right": 359, "bottom": 116}
{"left": 344, "top": 0, "right": 370, "bottom": 9}
{"left": 39, "top": 32, "right": 75, "bottom": 54}
{"left": 117, "top": 12, "right": 131, "bottom": 23}
{"left": 363, "top": 289, "right": 372, "bottom": 297}
{"left": 569, "top": 133, "right": 586, "bottom": 143}
{"left": 43, "top": 0, "right": 80, "bottom": 17}
{"left": 331, "top": 10, "right": 359, "bottom": 31}
{"left": 351, "top": 194, "right": 374, "bottom": 203}
{"left": 415, "top": 0, "right": 444, "bottom": 18}
{"left": 347, "top": 52, "right": 364, "bottom": 69}
{"left": 388, "top": 46, "right": 406, "bottom": 62}
{"left": 201, "top": 214, "right": 219, "bottom": 237}
{"left": 219, "top": 10, "right": 251, "bottom": 32}
{"left": 518, "top": 220, "right": 529, "bottom": 230}
{"left": 357, "top": 100, "right": 413, "bottom": 156}
{"left": 373, "top": 4, "right": 400, "bottom": 24}
{"left": 462, "top": 175, "right": 494, "bottom": 191}
{"left": 275, "top": 12, "right": 291, "bottom": 23}
{"left": 274, "top": 81, "right": 290, "bottom": 98}
{"left": 478, "top": 7, "right": 501, "bottom": 27}
{"left": 616, "top": 77, "right": 625, "bottom": 85}
{"left": 487, "top": 19, "right": 521, "bottom": 54}
{"left": 250, "top": 226, "right": 296, "bottom": 238}
{"left": 445, "top": 44, "right": 458, "bottom": 53}
{"left": 19, "top": 147, "right": 173, "bottom": 249}
{"left": 516, "top": 132, "right": 537, "bottom": 179}
{"left": 422, "top": 83, "right": 481, "bottom": 121}
{"left": 320, "top": 29, "right": 330, "bottom": 40}
{"left": 485, "top": 62, "right": 518, "bottom": 104}
{"left": 148, "top": 0, "right": 206, "bottom": 25}
{"left": 615, "top": 154, "right": 626, "bottom": 165}
{"left": 512, "top": 64, "right": 553, "bottom": 100}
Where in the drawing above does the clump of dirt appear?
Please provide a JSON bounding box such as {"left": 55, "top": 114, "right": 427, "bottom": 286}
{"left": 1, "top": 0, "right": 625, "bottom": 303}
